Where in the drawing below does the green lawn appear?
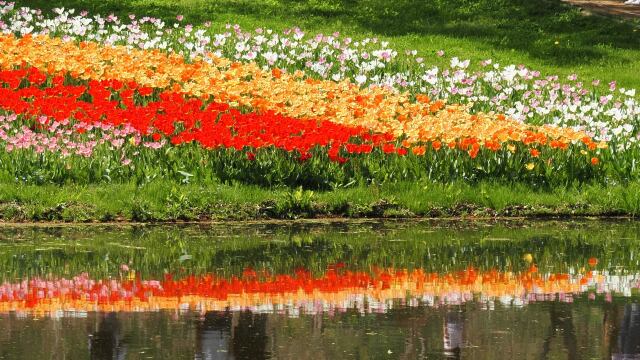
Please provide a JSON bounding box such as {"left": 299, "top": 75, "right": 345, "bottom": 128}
{"left": 22, "top": 0, "right": 640, "bottom": 88}
{"left": 0, "top": 180, "right": 637, "bottom": 222}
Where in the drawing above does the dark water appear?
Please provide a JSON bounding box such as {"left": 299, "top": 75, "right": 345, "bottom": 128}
{"left": 0, "top": 220, "right": 639, "bottom": 359}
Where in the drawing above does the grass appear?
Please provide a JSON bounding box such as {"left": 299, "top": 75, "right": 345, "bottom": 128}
{"left": 21, "top": 0, "right": 640, "bottom": 88}
{"left": 0, "top": 180, "right": 637, "bottom": 222}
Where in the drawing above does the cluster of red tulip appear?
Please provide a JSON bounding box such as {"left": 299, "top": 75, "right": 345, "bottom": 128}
{"left": 0, "top": 66, "right": 405, "bottom": 162}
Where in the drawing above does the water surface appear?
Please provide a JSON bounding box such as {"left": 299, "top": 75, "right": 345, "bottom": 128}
{"left": 0, "top": 220, "right": 638, "bottom": 359}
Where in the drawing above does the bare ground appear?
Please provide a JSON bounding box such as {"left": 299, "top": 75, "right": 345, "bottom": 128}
{"left": 563, "top": 0, "right": 640, "bottom": 18}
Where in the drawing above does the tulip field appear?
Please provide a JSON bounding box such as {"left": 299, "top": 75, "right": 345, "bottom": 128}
{"left": 0, "top": 1, "right": 638, "bottom": 219}
{"left": 2, "top": 2, "right": 640, "bottom": 357}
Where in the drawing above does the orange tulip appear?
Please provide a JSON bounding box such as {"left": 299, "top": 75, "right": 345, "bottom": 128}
{"left": 412, "top": 146, "right": 426, "bottom": 156}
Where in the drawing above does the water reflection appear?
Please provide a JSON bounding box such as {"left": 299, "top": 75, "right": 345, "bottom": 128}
{"left": 48, "top": 300, "right": 638, "bottom": 360}
{"left": 0, "top": 267, "right": 638, "bottom": 317}
{"left": 89, "top": 313, "right": 127, "bottom": 360}
{"left": 443, "top": 310, "right": 464, "bottom": 358}
{"left": 196, "top": 312, "right": 231, "bottom": 359}
{"left": 541, "top": 303, "right": 578, "bottom": 358}
{"left": 197, "top": 311, "right": 270, "bottom": 360}
{"left": 0, "top": 267, "right": 637, "bottom": 359}
{"left": 613, "top": 304, "right": 640, "bottom": 359}
{"left": 0, "top": 221, "right": 638, "bottom": 359}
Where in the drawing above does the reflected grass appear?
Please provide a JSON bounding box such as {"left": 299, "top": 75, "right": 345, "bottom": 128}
{"left": 0, "top": 221, "right": 638, "bottom": 279}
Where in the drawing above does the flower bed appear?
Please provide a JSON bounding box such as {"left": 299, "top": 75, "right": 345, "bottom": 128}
{"left": 0, "top": 3, "right": 637, "bottom": 144}
{"left": 0, "top": 3, "right": 633, "bottom": 188}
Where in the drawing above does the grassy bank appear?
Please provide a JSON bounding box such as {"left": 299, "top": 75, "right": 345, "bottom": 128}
{"left": 22, "top": 0, "right": 640, "bottom": 88}
{"left": 0, "top": 181, "right": 637, "bottom": 222}
{"left": 0, "top": 0, "right": 637, "bottom": 223}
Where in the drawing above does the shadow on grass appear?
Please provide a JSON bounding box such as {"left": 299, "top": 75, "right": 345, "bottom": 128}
{"left": 20, "top": 0, "right": 640, "bottom": 66}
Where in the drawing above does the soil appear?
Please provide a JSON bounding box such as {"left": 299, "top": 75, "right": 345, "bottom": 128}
{"left": 563, "top": 0, "right": 640, "bottom": 18}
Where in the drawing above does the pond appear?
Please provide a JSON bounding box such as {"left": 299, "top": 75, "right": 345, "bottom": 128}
{"left": 0, "top": 220, "right": 638, "bottom": 359}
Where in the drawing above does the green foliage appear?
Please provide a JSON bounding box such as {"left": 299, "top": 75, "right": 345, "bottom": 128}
{"left": 276, "top": 187, "right": 316, "bottom": 218}
{"left": 0, "top": 130, "right": 617, "bottom": 189}
{"left": 0, "top": 180, "right": 638, "bottom": 222}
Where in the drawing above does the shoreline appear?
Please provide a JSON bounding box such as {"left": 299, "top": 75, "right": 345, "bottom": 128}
{"left": 0, "top": 205, "right": 635, "bottom": 225}
{"left": 0, "top": 215, "right": 636, "bottom": 226}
